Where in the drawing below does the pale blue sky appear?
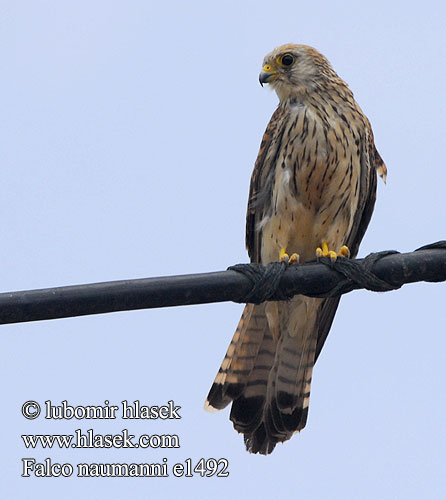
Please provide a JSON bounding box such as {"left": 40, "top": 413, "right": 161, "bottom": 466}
{"left": 1, "top": 1, "right": 445, "bottom": 499}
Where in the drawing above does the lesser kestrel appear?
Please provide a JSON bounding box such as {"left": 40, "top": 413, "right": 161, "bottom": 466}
{"left": 206, "top": 44, "right": 386, "bottom": 454}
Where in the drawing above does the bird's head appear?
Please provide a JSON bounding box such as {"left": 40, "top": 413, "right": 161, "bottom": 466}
{"left": 259, "top": 44, "right": 341, "bottom": 101}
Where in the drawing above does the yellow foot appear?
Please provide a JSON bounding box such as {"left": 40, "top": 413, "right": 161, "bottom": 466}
{"left": 289, "top": 253, "right": 300, "bottom": 264}
{"left": 337, "top": 245, "right": 350, "bottom": 258}
{"left": 316, "top": 242, "right": 350, "bottom": 262}
{"left": 280, "top": 248, "right": 300, "bottom": 264}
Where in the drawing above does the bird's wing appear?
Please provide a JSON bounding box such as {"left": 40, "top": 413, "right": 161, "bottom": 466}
{"left": 246, "top": 104, "right": 288, "bottom": 263}
{"left": 315, "top": 126, "right": 383, "bottom": 361}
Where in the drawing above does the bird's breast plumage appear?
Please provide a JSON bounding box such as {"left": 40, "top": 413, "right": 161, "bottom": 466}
{"left": 259, "top": 96, "right": 367, "bottom": 264}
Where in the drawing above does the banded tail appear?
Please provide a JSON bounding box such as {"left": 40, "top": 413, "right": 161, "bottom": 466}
{"left": 205, "top": 298, "right": 321, "bottom": 455}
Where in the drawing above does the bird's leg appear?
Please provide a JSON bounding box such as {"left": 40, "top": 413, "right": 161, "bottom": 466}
{"left": 316, "top": 242, "right": 350, "bottom": 262}
{"left": 279, "top": 247, "right": 300, "bottom": 264}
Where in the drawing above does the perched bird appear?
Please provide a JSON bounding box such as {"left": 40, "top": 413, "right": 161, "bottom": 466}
{"left": 205, "top": 44, "right": 387, "bottom": 454}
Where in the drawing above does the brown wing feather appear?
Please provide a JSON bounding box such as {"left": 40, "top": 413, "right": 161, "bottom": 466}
{"left": 315, "top": 129, "right": 383, "bottom": 361}
{"left": 246, "top": 104, "right": 288, "bottom": 263}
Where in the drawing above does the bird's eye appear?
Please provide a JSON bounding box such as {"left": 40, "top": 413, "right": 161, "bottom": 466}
{"left": 280, "top": 54, "right": 295, "bottom": 66}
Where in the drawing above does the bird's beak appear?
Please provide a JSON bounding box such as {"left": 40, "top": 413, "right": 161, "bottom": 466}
{"left": 259, "top": 64, "right": 277, "bottom": 87}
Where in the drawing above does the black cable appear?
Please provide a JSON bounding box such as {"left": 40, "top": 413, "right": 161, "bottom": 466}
{"left": 0, "top": 242, "right": 444, "bottom": 325}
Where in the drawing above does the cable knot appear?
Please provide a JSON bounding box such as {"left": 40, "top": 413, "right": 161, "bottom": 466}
{"left": 308, "top": 250, "right": 401, "bottom": 297}
{"left": 228, "top": 262, "right": 293, "bottom": 304}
